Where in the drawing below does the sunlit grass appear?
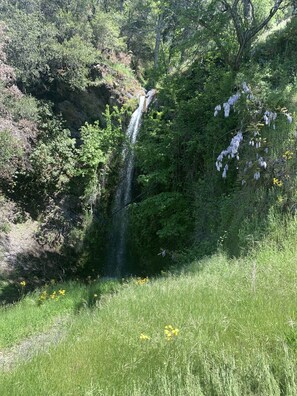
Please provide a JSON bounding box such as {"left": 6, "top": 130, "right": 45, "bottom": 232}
{"left": 0, "top": 218, "right": 297, "bottom": 394}
{"left": 0, "top": 279, "right": 120, "bottom": 348}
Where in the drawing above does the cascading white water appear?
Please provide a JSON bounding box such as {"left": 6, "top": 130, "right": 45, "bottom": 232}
{"left": 105, "top": 94, "right": 150, "bottom": 277}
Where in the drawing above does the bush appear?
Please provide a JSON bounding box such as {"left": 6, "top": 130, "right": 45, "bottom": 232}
{"left": 0, "top": 130, "right": 23, "bottom": 180}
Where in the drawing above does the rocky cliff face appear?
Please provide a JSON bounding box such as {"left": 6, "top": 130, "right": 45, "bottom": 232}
{"left": 43, "top": 51, "right": 144, "bottom": 135}
{"left": 55, "top": 82, "right": 143, "bottom": 134}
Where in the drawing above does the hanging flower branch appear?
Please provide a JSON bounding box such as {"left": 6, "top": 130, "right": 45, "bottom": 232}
{"left": 214, "top": 82, "right": 293, "bottom": 181}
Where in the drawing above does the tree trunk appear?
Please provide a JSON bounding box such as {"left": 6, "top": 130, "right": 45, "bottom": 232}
{"left": 120, "top": 0, "right": 124, "bottom": 14}
{"left": 293, "top": 0, "right": 297, "bottom": 15}
{"left": 154, "top": 14, "right": 163, "bottom": 69}
{"left": 242, "top": 0, "right": 252, "bottom": 24}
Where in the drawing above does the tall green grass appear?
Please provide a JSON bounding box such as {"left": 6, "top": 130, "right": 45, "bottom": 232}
{"left": 0, "top": 280, "right": 120, "bottom": 348}
{"left": 0, "top": 217, "right": 297, "bottom": 394}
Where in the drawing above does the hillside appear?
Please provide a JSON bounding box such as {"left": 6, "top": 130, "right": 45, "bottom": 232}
{"left": 0, "top": 218, "right": 297, "bottom": 394}
{"left": 0, "top": 1, "right": 297, "bottom": 394}
{"left": 0, "top": 0, "right": 296, "bottom": 277}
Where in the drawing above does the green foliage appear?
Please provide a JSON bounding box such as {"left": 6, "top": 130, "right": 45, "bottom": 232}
{"left": 91, "top": 11, "right": 125, "bottom": 51}
{"left": 5, "top": 10, "right": 57, "bottom": 89}
{"left": 76, "top": 105, "right": 124, "bottom": 204}
{"left": 1, "top": 222, "right": 297, "bottom": 393}
{"left": 131, "top": 60, "right": 236, "bottom": 263}
{"left": 0, "top": 278, "right": 120, "bottom": 348}
{"left": 54, "top": 8, "right": 93, "bottom": 42}
{"left": 7, "top": 94, "right": 39, "bottom": 122}
{"left": 129, "top": 14, "right": 297, "bottom": 263}
{"left": 79, "top": 123, "right": 107, "bottom": 175}
{"left": 29, "top": 117, "right": 76, "bottom": 196}
{"left": 7, "top": 105, "right": 77, "bottom": 224}
{"left": 52, "top": 34, "right": 97, "bottom": 90}
{"left": 29, "top": 138, "right": 75, "bottom": 191}
{"left": 0, "top": 0, "right": 296, "bottom": 273}
{"left": 131, "top": 191, "right": 193, "bottom": 250}
{"left": 0, "top": 130, "right": 23, "bottom": 180}
{"left": 3, "top": 5, "right": 99, "bottom": 92}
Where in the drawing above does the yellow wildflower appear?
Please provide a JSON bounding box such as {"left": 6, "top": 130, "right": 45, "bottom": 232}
{"left": 135, "top": 277, "right": 149, "bottom": 285}
{"left": 50, "top": 291, "right": 57, "bottom": 299}
{"left": 39, "top": 290, "right": 47, "bottom": 300}
{"left": 140, "top": 333, "right": 151, "bottom": 341}
{"left": 58, "top": 289, "right": 66, "bottom": 296}
{"left": 172, "top": 328, "right": 179, "bottom": 336}
{"left": 283, "top": 151, "right": 294, "bottom": 160}
{"left": 273, "top": 178, "right": 283, "bottom": 187}
{"left": 164, "top": 325, "right": 179, "bottom": 340}
{"left": 20, "top": 281, "right": 26, "bottom": 287}
{"left": 277, "top": 195, "right": 284, "bottom": 204}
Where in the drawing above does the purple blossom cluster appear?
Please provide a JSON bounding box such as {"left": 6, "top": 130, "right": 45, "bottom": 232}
{"left": 214, "top": 82, "right": 252, "bottom": 118}
{"left": 216, "top": 131, "right": 243, "bottom": 178}
{"left": 264, "top": 111, "right": 277, "bottom": 127}
{"left": 214, "top": 82, "right": 294, "bottom": 180}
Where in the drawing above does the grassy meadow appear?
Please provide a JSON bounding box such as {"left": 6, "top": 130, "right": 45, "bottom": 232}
{"left": 0, "top": 218, "right": 297, "bottom": 395}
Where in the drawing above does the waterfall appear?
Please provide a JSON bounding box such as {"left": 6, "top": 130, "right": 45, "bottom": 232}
{"left": 105, "top": 90, "right": 155, "bottom": 277}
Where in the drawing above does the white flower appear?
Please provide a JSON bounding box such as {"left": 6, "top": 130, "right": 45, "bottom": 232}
{"left": 216, "top": 160, "right": 222, "bottom": 171}
{"left": 214, "top": 105, "right": 222, "bottom": 117}
{"left": 216, "top": 131, "right": 243, "bottom": 177}
{"left": 228, "top": 93, "right": 241, "bottom": 106}
{"left": 214, "top": 88, "right": 243, "bottom": 119}
{"left": 286, "top": 113, "right": 293, "bottom": 124}
{"left": 242, "top": 82, "right": 250, "bottom": 94}
{"left": 259, "top": 157, "right": 267, "bottom": 169}
{"left": 264, "top": 111, "right": 277, "bottom": 126}
{"left": 254, "top": 171, "right": 261, "bottom": 180}
{"left": 223, "top": 102, "right": 231, "bottom": 117}
{"left": 222, "top": 164, "right": 228, "bottom": 178}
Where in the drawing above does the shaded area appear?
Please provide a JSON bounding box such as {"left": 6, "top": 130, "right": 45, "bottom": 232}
{"left": 73, "top": 278, "right": 120, "bottom": 312}
{"left": 0, "top": 250, "right": 72, "bottom": 305}
{"left": 105, "top": 89, "right": 157, "bottom": 277}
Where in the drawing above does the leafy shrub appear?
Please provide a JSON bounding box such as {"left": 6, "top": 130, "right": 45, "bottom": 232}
{"left": 4, "top": 94, "right": 38, "bottom": 122}
{"left": 0, "top": 130, "right": 23, "bottom": 180}
{"left": 91, "top": 11, "right": 125, "bottom": 52}
{"left": 51, "top": 35, "right": 97, "bottom": 91}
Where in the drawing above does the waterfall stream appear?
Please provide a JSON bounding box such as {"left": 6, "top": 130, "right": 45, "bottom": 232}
{"left": 105, "top": 90, "right": 155, "bottom": 277}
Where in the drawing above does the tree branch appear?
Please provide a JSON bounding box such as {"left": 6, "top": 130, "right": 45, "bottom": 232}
{"left": 204, "top": 0, "right": 285, "bottom": 71}
{"left": 250, "top": 1, "right": 256, "bottom": 25}
{"left": 247, "top": 0, "right": 284, "bottom": 40}
{"left": 230, "top": 0, "right": 284, "bottom": 69}
{"left": 198, "top": 18, "right": 232, "bottom": 66}
{"left": 232, "top": 0, "right": 241, "bottom": 9}
{"left": 221, "top": 0, "right": 244, "bottom": 44}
